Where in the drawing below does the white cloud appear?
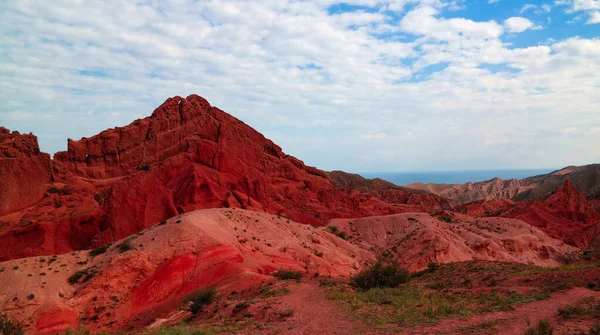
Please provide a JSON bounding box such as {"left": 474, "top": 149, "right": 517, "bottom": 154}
{"left": 0, "top": 0, "right": 598, "bottom": 171}
{"left": 573, "top": 0, "right": 600, "bottom": 11}
{"left": 587, "top": 10, "right": 600, "bottom": 23}
{"left": 504, "top": 17, "right": 541, "bottom": 32}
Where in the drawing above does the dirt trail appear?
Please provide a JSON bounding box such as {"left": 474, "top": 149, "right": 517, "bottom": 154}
{"left": 252, "top": 282, "right": 372, "bottom": 335}
{"left": 413, "top": 287, "right": 600, "bottom": 335}
{"left": 246, "top": 285, "right": 599, "bottom": 335}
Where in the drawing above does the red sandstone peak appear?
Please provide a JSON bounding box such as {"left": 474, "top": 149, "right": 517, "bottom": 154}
{"left": 0, "top": 94, "right": 450, "bottom": 261}
{"left": 545, "top": 179, "right": 593, "bottom": 214}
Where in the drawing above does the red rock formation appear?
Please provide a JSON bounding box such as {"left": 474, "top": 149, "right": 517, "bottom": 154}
{"left": 0, "top": 128, "right": 51, "bottom": 216}
{"left": 495, "top": 180, "right": 599, "bottom": 247}
{"left": 0, "top": 209, "right": 373, "bottom": 333}
{"left": 0, "top": 95, "right": 447, "bottom": 261}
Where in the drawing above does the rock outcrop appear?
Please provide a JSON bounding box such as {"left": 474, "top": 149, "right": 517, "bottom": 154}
{"left": 0, "top": 128, "right": 51, "bottom": 216}
{"left": 0, "top": 95, "right": 449, "bottom": 261}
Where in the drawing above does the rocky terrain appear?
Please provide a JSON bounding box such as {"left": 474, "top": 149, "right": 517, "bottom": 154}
{"left": 0, "top": 95, "right": 447, "bottom": 262}
{"left": 406, "top": 164, "right": 600, "bottom": 204}
{"left": 1, "top": 94, "right": 599, "bottom": 334}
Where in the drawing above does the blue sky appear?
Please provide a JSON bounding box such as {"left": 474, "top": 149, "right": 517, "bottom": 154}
{"left": 0, "top": 0, "right": 599, "bottom": 172}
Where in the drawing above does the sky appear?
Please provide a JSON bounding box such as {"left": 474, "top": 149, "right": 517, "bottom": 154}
{"left": 1, "top": 0, "right": 599, "bottom": 173}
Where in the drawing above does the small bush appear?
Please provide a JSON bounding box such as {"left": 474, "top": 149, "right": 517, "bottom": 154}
{"left": 558, "top": 304, "right": 587, "bottom": 318}
{"left": 437, "top": 215, "right": 454, "bottom": 223}
{"left": 67, "top": 269, "right": 90, "bottom": 284}
{"left": 232, "top": 302, "right": 250, "bottom": 314}
{"left": 326, "top": 225, "right": 348, "bottom": 240}
{"left": 273, "top": 270, "right": 303, "bottom": 280}
{"left": 350, "top": 259, "right": 409, "bottom": 291}
{"left": 427, "top": 262, "right": 439, "bottom": 272}
{"left": 89, "top": 244, "right": 110, "bottom": 257}
{"left": 558, "top": 251, "right": 581, "bottom": 265}
{"left": 276, "top": 308, "right": 294, "bottom": 318}
{"left": 525, "top": 319, "right": 554, "bottom": 335}
{"left": 0, "top": 313, "right": 24, "bottom": 335}
{"left": 47, "top": 186, "right": 61, "bottom": 194}
{"left": 117, "top": 239, "right": 133, "bottom": 253}
{"left": 136, "top": 164, "right": 151, "bottom": 171}
{"left": 184, "top": 288, "right": 216, "bottom": 315}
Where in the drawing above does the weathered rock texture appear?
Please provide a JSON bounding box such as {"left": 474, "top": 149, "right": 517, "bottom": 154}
{"left": 0, "top": 128, "right": 51, "bottom": 216}
{"left": 0, "top": 95, "right": 448, "bottom": 261}
{"left": 0, "top": 209, "right": 373, "bottom": 334}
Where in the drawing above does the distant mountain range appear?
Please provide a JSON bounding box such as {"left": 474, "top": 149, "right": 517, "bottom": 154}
{"left": 405, "top": 164, "right": 600, "bottom": 205}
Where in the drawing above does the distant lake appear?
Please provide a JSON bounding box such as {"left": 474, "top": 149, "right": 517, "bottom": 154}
{"left": 359, "top": 169, "right": 556, "bottom": 186}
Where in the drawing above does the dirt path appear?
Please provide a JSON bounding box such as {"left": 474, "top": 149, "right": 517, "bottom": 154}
{"left": 218, "top": 284, "right": 599, "bottom": 335}
{"left": 253, "top": 282, "right": 372, "bottom": 335}
{"left": 411, "top": 287, "right": 600, "bottom": 335}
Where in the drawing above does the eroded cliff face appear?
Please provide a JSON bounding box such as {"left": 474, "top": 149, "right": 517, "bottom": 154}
{"left": 0, "top": 95, "right": 449, "bottom": 261}
{"left": 0, "top": 128, "right": 51, "bottom": 216}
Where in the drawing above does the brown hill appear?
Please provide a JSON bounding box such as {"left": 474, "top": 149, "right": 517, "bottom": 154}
{"left": 404, "top": 165, "right": 600, "bottom": 204}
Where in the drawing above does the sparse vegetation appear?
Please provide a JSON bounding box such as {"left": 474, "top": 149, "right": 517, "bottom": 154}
{"left": 273, "top": 270, "right": 303, "bottom": 281}
{"left": 184, "top": 288, "right": 217, "bottom": 315}
{"left": 136, "top": 164, "right": 151, "bottom": 171}
{"left": 0, "top": 313, "right": 25, "bottom": 335}
{"left": 350, "top": 259, "right": 409, "bottom": 291}
{"left": 330, "top": 285, "right": 549, "bottom": 327}
{"left": 437, "top": 215, "right": 454, "bottom": 223}
{"left": 258, "top": 286, "right": 291, "bottom": 298}
{"left": 143, "top": 326, "right": 214, "bottom": 335}
{"left": 525, "top": 319, "right": 553, "bottom": 335}
{"left": 276, "top": 308, "right": 294, "bottom": 318}
{"left": 557, "top": 298, "right": 600, "bottom": 319}
{"left": 89, "top": 244, "right": 110, "bottom": 257}
{"left": 116, "top": 239, "right": 133, "bottom": 253}
{"left": 68, "top": 268, "right": 95, "bottom": 284}
{"left": 326, "top": 225, "right": 348, "bottom": 240}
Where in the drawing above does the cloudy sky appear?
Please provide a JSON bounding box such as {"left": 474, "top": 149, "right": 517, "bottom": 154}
{"left": 1, "top": 0, "right": 599, "bottom": 172}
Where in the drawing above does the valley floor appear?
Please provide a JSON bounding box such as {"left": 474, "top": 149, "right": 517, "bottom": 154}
{"left": 150, "top": 261, "right": 600, "bottom": 335}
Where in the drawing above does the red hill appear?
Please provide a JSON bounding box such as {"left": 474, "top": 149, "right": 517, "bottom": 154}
{"left": 0, "top": 95, "right": 448, "bottom": 261}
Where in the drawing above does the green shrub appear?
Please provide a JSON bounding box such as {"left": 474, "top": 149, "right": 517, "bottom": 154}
{"left": 273, "top": 270, "right": 303, "bottom": 280}
{"left": 89, "top": 244, "right": 110, "bottom": 257}
{"left": 184, "top": 288, "right": 216, "bottom": 315}
{"left": 327, "top": 226, "right": 338, "bottom": 234}
{"left": 136, "top": 164, "right": 151, "bottom": 171}
{"left": 0, "top": 313, "right": 24, "bottom": 335}
{"left": 427, "top": 262, "right": 439, "bottom": 272}
{"left": 350, "top": 259, "right": 409, "bottom": 291}
{"left": 525, "top": 319, "right": 554, "bottom": 335}
{"left": 67, "top": 269, "right": 90, "bottom": 284}
{"left": 558, "top": 304, "right": 587, "bottom": 318}
{"left": 117, "top": 239, "right": 133, "bottom": 253}
{"left": 437, "top": 215, "right": 454, "bottom": 223}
